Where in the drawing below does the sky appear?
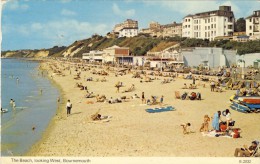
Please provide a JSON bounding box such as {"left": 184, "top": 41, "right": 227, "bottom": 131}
{"left": 1, "top": 0, "right": 260, "bottom": 51}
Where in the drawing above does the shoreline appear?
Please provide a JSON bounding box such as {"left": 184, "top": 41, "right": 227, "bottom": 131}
{"left": 26, "top": 60, "right": 67, "bottom": 156}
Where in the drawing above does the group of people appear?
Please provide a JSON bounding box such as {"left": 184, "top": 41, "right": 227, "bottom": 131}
{"left": 212, "top": 109, "right": 233, "bottom": 131}
{"left": 180, "top": 92, "right": 201, "bottom": 100}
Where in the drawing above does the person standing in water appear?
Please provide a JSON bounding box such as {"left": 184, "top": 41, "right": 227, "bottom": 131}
{"left": 10, "top": 99, "right": 14, "bottom": 105}
{"left": 12, "top": 100, "right": 16, "bottom": 109}
{"left": 16, "top": 77, "right": 19, "bottom": 84}
{"left": 40, "top": 89, "right": 43, "bottom": 95}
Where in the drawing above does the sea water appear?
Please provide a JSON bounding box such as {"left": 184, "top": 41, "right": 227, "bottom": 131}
{"left": 1, "top": 58, "right": 60, "bottom": 156}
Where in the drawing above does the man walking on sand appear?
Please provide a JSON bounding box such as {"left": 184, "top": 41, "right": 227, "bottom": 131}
{"left": 66, "top": 100, "right": 72, "bottom": 117}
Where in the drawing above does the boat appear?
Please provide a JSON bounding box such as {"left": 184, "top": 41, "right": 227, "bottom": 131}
{"left": 230, "top": 96, "right": 260, "bottom": 113}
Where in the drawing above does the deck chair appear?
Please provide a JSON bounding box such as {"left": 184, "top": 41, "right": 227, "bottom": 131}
{"left": 251, "top": 141, "right": 260, "bottom": 157}
{"left": 175, "top": 91, "right": 181, "bottom": 99}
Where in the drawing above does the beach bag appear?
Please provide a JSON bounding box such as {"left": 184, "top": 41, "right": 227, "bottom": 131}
{"left": 232, "top": 129, "right": 240, "bottom": 138}
{"left": 229, "top": 120, "right": 235, "bottom": 126}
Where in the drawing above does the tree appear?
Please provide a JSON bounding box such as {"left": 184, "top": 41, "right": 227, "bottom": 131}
{"left": 235, "top": 18, "right": 246, "bottom": 32}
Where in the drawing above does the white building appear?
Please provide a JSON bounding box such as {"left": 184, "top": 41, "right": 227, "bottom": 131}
{"left": 246, "top": 10, "right": 260, "bottom": 39}
{"left": 119, "top": 27, "right": 138, "bottom": 37}
{"left": 182, "top": 6, "right": 235, "bottom": 41}
{"left": 103, "top": 45, "right": 130, "bottom": 63}
{"left": 82, "top": 50, "right": 104, "bottom": 62}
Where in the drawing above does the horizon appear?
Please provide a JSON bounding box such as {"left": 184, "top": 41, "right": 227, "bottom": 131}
{"left": 1, "top": 0, "right": 260, "bottom": 51}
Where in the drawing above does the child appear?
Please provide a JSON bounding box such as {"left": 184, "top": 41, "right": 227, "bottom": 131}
{"left": 160, "top": 95, "right": 164, "bottom": 105}
{"left": 200, "top": 115, "right": 210, "bottom": 132}
{"left": 181, "top": 123, "right": 191, "bottom": 134}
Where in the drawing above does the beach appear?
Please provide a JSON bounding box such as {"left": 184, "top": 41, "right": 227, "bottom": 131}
{"left": 27, "top": 59, "right": 260, "bottom": 157}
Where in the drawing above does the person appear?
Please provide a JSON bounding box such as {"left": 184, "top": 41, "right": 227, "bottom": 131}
{"left": 234, "top": 141, "right": 258, "bottom": 157}
{"left": 10, "top": 99, "right": 14, "bottom": 105}
{"left": 225, "top": 109, "right": 232, "bottom": 130}
{"left": 66, "top": 100, "right": 72, "bottom": 117}
{"left": 210, "top": 81, "right": 215, "bottom": 92}
{"left": 192, "top": 76, "right": 196, "bottom": 85}
{"left": 181, "top": 123, "right": 191, "bottom": 134}
{"left": 109, "top": 97, "right": 114, "bottom": 104}
{"left": 189, "top": 92, "right": 197, "bottom": 100}
{"left": 212, "top": 111, "right": 221, "bottom": 132}
{"left": 12, "top": 100, "right": 16, "bottom": 109}
{"left": 197, "top": 92, "right": 201, "bottom": 100}
{"left": 183, "top": 83, "right": 187, "bottom": 89}
{"left": 236, "top": 89, "right": 240, "bottom": 96}
{"left": 141, "top": 92, "right": 145, "bottom": 104}
{"left": 16, "top": 77, "right": 19, "bottom": 84}
{"left": 132, "top": 94, "right": 139, "bottom": 99}
{"left": 200, "top": 115, "right": 210, "bottom": 132}
{"left": 160, "top": 95, "right": 164, "bottom": 105}
{"left": 146, "top": 99, "right": 151, "bottom": 105}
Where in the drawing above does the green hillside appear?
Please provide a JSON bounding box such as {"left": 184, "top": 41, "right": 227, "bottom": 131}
{"left": 2, "top": 35, "right": 260, "bottom": 58}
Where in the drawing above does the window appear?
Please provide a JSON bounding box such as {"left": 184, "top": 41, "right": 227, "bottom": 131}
{"left": 249, "top": 19, "right": 252, "bottom": 22}
{"left": 211, "top": 24, "right": 213, "bottom": 28}
{"left": 224, "top": 32, "right": 226, "bottom": 36}
{"left": 205, "top": 32, "right": 207, "bottom": 37}
{"left": 225, "top": 18, "right": 226, "bottom": 21}
{"left": 214, "top": 17, "right": 216, "bottom": 22}
{"left": 208, "top": 26, "right": 210, "bottom": 30}
{"left": 224, "top": 25, "right": 226, "bottom": 28}
{"left": 208, "top": 31, "right": 210, "bottom": 37}
{"left": 205, "top": 19, "right": 207, "bottom": 23}
{"left": 188, "top": 25, "right": 190, "bottom": 27}
{"left": 211, "top": 18, "right": 213, "bottom": 22}
{"left": 249, "top": 26, "right": 252, "bottom": 30}
{"left": 214, "top": 24, "right": 216, "bottom": 28}
{"left": 205, "top": 26, "right": 207, "bottom": 30}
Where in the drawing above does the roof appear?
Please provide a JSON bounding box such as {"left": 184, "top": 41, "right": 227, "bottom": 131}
{"left": 183, "top": 14, "right": 194, "bottom": 18}
{"left": 236, "top": 36, "right": 250, "bottom": 39}
{"left": 183, "top": 8, "right": 234, "bottom": 19}
{"left": 120, "top": 27, "right": 138, "bottom": 30}
{"left": 246, "top": 10, "right": 260, "bottom": 19}
{"left": 162, "top": 23, "right": 182, "bottom": 28}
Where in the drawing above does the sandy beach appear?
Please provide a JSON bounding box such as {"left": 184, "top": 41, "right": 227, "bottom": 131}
{"left": 27, "top": 59, "right": 260, "bottom": 157}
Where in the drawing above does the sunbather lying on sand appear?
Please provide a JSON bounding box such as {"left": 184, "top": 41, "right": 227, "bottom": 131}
{"left": 96, "top": 95, "right": 106, "bottom": 102}
{"left": 86, "top": 77, "right": 93, "bottom": 81}
{"left": 122, "top": 84, "right": 135, "bottom": 93}
{"left": 85, "top": 91, "right": 94, "bottom": 98}
{"left": 132, "top": 94, "right": 140, "bottom": 99}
